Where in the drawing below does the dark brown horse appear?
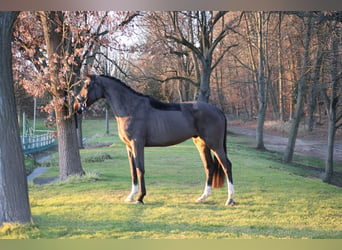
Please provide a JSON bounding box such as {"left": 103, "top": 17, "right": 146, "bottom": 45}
{"left": 74, "top": 74, "right": 235, "bottom": 206}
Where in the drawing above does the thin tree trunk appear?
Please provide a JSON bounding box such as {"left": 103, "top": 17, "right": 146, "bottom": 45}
{"left": 76, "top": 114, "right": 84, "bottom": 148}
{"left": 283, "top": 14, "right": 312, "bottom": 163}
{"left": 278, "top": 12, "right": 285, "bottom": 122}
{"left": 105, "top": 106, "right": 110, "bottom": 135}
{"left": 244, "top": 14, "right": 259, "bottom": 118}
{"left": 264, "top": 14, "right": 277, "bottom": 120}
{"left": 215, "top": 67, "right": 225, "bottom": 112}
{"left": 0, "top": 11, "right": 31, "bottom": 225}
{"left": 288, "top": 37, "right": 298, "bottom": 121}
{"left": 322, "top": 31, "right": 339, "bottom": 183}
{"left": 308, "top": 46, "right": 323, "bottom": 132}
{"left": 323, "top": 113, "right": 336, "bottom": 183}
{"left": 256, "top": 11, "right": 267, "bottom": 150}
{"left": 268, "top": 80, "right": 279, "bottom": 120}
{"left": 247, "top": 80, "right": 254, "bottom": 118}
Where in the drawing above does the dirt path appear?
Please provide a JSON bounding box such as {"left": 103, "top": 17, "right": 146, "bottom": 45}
{"left": 228, "top": 126, "right": 342, "bottom": 164}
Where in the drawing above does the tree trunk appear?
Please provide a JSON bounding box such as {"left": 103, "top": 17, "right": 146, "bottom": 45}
{"left": 73, "top": 72, "right": 84, "bottom": 149}
{"left": 322, "top": 30, "right": 340, "bottom": 183}
{"left": 40, "top": 11, "right": 84, "bottom": 180}
{"left": 76, "top": 114, "right": 84, "bottom": 148}
{"left": 198, "top": 64, "right": 211, "bottom": 102}
{"left": 167, "top": 11, "right": 236, "bottom": 104}
{"left": 56, "top": 105, "right": 84, "bottom": 181}
{"left": 268, "top": 80, "right": 279, "bottom": 120}
{"left": 244, "top": 14, "right": 259, "bottom": 118}
{"left": 283, "top": 14, "right": 312, "bottom": 163}
{"left": 0, "top": 11, "right": 31, "bottom": 225}
{"left": 256, "top": 12, "right": 267, "bottom": 150}
{"left": 288, "top": 36, "right": 298, "bottom": 121}
{"left": 322, "top": 113, "right": 336, "bottom": 183}
{"left": 278, "top": 13, "right": 286, "bottom": 122}
{"left": 247, "top": 81, "right": 254, "bottom": 118}
{"left": 105, "top": 106, "right": 110, "bottom": 135}
{"left": 215, "top": 67, "right": 225, "bottom": 112}
{"left": 307, "top": 46, "right": 323, "bottom": 132}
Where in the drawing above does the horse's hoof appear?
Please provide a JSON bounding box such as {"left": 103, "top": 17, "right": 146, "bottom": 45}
{"left": 125, "top": 197, "right": 134, "bottom": 202}
{"left": 225, "top": 199, "right": 235, "bottom": 206}
{"left": 195, "top": 198, "right": 205, "bottom": 203}
{"left": 135, "top": 200, "right": 144, "bottom": 205}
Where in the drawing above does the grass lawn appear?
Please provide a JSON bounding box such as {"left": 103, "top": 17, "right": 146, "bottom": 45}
{"left": 1, "top": 119, "right": 342, "bottom": 239}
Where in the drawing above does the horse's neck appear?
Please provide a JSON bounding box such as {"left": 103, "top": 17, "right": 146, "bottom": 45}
{"left": 103, "top": 82, "right": 144, "bottom": 118}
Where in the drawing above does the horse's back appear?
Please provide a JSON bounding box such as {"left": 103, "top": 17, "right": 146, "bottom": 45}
{"left": 179, "top": 101, "right": 226, "bottom": 141}
{"left": 144, "top": 101, "right": 225, "bottom": 147}
{"left": 186, "top": 101, "right": 225, "bottom": 126}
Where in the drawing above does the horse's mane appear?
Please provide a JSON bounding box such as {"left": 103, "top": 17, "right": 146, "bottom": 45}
{"left": 100, "top": 75, "right": 181, "bottom": 111}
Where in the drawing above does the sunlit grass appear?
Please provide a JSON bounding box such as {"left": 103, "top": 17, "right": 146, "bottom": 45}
{"left": 2, "top": 119, "right": 342, "bottom": 239}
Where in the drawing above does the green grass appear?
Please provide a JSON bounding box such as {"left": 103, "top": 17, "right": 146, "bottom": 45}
{"left": 1, "top": 119, "right": 342, "bottom": 239}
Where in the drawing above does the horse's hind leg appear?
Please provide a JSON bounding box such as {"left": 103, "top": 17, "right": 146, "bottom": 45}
{"left": 193, "top": 137, "right": 215, "bottom": 203}
{"left": 212, "top": 148, "right": 235, "bottom": 206}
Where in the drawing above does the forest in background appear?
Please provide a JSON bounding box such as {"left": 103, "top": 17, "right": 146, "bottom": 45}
{"left": 12, "top": 11, "right": 342, "bottom": 183}
{"left": 13, "top": 12, "right": 341, "bottom": 120}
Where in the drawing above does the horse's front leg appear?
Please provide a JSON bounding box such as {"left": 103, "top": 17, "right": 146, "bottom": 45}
{"left": 131, "top": 141, "right": 146, "bottom": 205}
{"left": 125, "top": 146, "right": 139, "bottom": 202}
{"left": 136, "top": 166, "right": 146, "bottom": 204}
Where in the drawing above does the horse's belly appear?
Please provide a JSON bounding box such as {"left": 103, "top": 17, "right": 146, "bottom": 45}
{"left": 145, "top": 133, "right": 192, "bottom": 146}
{"left": 145, "top": 115, "right": 196, "bottom": 146}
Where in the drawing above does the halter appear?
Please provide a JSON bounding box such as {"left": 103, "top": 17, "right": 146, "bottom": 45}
{"left": 78, "top": 75, "right": 98, "bottom": 112}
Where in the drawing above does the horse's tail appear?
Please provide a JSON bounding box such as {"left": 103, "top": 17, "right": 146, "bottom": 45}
{"left": 212, "top": 156, "right": 225, "bottom": 188}
{"left": 212, "top": 114, "right": 227, "bottom": 188}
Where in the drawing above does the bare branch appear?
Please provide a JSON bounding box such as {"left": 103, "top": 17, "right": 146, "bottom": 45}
{"left": 165, "top": 12, "right": 204, "bottom": 62}
{"left": 208, "top": 11, "right": 228, "bottom": 33}
{"left": 160, "top": 76, "right": 199, "bottom": 87}
{"left": 211, "top": 44, "right": 238, "bottom": 71}
{"left": 93, "top": 51, "right": 129, "bottom": 78}
{"left": 119, "top": 11, "right": 141, "bottom": 27}
{"left": 230, "top": 52, "right": 255, "bottom": 72}
{"left": 82, "top": 12, "right": 109, "bottom": 60}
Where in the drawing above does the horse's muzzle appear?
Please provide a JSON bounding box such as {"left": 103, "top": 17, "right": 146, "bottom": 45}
{"left": 74, "top": 101, "right": 86, "bottom": 114}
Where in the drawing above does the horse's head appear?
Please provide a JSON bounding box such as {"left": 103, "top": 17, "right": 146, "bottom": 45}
{"left": 74, "top": 74, "right": 104, "bottom": 114}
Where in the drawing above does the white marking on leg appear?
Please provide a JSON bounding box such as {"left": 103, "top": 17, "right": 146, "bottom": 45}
{"left": 196, "top": 184, "right": 212, "bottom": 203}
{"left": 125, "top": 184, "right": 138, "bottom": 202}
{"left": 226, "top": 180, "right": 235, "bottom": 206}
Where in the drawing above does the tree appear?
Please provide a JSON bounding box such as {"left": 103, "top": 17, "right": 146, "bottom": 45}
{"left": 142, "top": 11, "right": 239, "bottom": 102}
{"left": 256, "top": 11, "right": 268, "bottom": 150}
{"left": 283, "top": 13, "right": 313, "bottom": 163}
{"left": 307, "top": 44, "right": 323, "bottom": 132}
{"left": 39, "top": 11, "right": 84, "bottom": 180}
{"left": 321, "top": 19, "right": 342, "bottom": 183}
{"left": 277, "top": 12, "right": 285, "bottom": 122}
{"left": 0, "top": 11, "right": 31, "bottom": 225}
{"left": 234, "top": 11, "right": 272, "bottom": 148}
